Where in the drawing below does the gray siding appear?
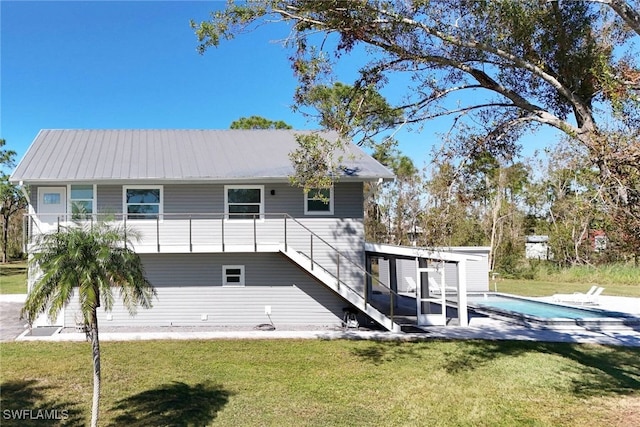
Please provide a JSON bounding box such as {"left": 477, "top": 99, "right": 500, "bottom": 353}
{"left": 63, "top": 253, "right": 347, "bottom": 327}
{"left": 153, "top": 182, "right": 363, "bottom": 218}
{"left": 30, "top": 182, "right": 364, "bottom": 219}
{"left": 97, "top": 185, "right": 122, "bottom": 214}
{"left": 30, "top": 181, "right": 366, "bottom": 296}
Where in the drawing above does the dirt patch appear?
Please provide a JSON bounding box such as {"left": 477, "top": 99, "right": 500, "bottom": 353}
{"left": 599, "top": 395, "right": 640, "bottom": 427}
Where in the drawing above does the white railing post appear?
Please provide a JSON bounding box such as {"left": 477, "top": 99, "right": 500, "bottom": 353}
{"left": 156, "top": 215, "right": 160, "bottom": 252}
{"left": 221, "top": 215, "right": 225, "bottom": 252}
{"left": 253, "top": 214, "right": 257, "bottom": 252}
{"left": 284, "top": 214, "right": 287, "bottom": 252}
{"left": 337, "top": 252, "right": 340, "bottom": 289}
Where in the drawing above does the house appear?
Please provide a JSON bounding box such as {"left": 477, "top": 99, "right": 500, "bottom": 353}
{"left": 591, "top": 230, "right": 608, "bottom": 252}
{"left": 525, "top": 235, "right": 551, "bottom": 260}
{"left": 12, "top": 129, "right": 482, "bottom": 331}
{"left": 12, "top": 129, "right": 399, "bottom": 330}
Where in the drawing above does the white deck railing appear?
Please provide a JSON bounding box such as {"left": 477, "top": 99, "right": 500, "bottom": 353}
{"left": 23, "top": 212, "right": 402, "bottom": 330}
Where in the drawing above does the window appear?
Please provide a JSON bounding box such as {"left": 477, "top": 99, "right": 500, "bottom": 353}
{"left": 304, "top": 187, "right": 334, "bottom": 215}
{"left": 70, "top": 185, "right": 94, "bottom": 219}
{"left": 42, "top": 193, "right": 61, "bottom": 205}
{"left": 222, "top": 265, "right": 245, "bottom": 286}
{"left": 124, "top": 186, "right": 162, "bottom": 220}
{"left": 225, "top": 185, "right": 263, "bottom": 220}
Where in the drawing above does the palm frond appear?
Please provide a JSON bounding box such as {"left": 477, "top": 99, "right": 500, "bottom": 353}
{"left": 23, "top": 221, "right": 156, "bottom": 328}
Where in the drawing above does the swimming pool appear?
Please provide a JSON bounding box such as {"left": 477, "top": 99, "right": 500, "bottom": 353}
{"left": 466, "top": 293, "right": 640, "bottom": 330}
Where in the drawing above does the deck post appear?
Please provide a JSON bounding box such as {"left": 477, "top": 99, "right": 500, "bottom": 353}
{"left": 457, "top": 260, "right": 469, "bottom": 327}
{"left": 310, "top": 235, "right": 314, "bottom": 270}
{"left": 156, "top": 215, "right": 160, "bottom": 252}
{"left": 337, "top": 252, "right": 340, "bottom": 289}
{"left": 22, "top": 216, "right": 27, "bottom": 253}
{"left": 284, "top": 215, "right": 287, "bottom": 252}
{"left": 253, "top": 214, "right": 257, "bottom": 252}
{"left": 221, "top": 215, "right": 225, "bottom": 252}
{"left": 189, "top": 216, "right": 192, "bottom": 252}
{"left": 123, "top": 214, "right": 127, "bottom": 245}
{"left": 364, "top": 255, "right": 372, "bottom": 305}
{"left": 388, "top": 256, "right": 398, "bottom": 308}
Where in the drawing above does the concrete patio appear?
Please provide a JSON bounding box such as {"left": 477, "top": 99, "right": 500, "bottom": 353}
{"left": 3, "top": 294, "right": 640, "bottom": 347}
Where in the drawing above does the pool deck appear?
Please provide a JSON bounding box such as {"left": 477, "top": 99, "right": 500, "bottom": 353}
{"left": 4, "top": 294, "right": 640, "bottom": 347}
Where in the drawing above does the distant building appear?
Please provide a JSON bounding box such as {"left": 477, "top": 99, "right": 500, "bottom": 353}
{"left": 525, "top": 235, "right": 551, "bottom": 260}
{"left": 591, "top": 230, "right": 608, "bottom": 252}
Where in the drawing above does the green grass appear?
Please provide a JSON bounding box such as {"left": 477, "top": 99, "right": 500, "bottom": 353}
{"left": 495, "top": 278, "right": 640, "bottom": 297}
{"left": 1, "top": 340, "right": 638, "bottom": 426}
{"left": 537, "top": 263, "right": 640, "bottom": 286}
{"left": 0, "top": 262, "right": 27, "bottom": 294}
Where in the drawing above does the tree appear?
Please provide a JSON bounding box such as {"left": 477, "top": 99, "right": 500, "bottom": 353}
{"left": 0, "top": 139, "right": 27, "bottom": 263}
{"left": 21, "top": 223, "right": 156, "bottom": 427}
{"left": 289, "top": 81, "right": 404, "bottom": 192}
{"left": 529, "top": 139, "right": 604, "bottom": 266}
{"left": 591, "top": 0, "right": 640, "bottom": 35}
{"left": 455, "top": 147, "right": 530, "bottom": 271}
{"left": 229, "top": 115, "right": 292, "bottom": 129}
{"left": 294, "top": 81, "right": 403, "bottom": 145}
{"left": 366, "top": 139, "right": 421, "bottom": 244}
{"left": 193, "top": 0, "right": 640, "bottom": 250}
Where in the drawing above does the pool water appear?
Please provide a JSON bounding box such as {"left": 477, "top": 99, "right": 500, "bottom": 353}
{"left": 467, "top": 293, "right": 628, "bottom": 320}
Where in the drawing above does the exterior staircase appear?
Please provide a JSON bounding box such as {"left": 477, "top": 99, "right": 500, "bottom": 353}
{"left": 280, "top": 245, "right": 402, "bottom": 332}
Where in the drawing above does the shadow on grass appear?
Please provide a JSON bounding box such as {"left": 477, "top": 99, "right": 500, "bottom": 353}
{"left": 440, "top": 340, "right": 640, "bottom": 396}
{"left": 351, "top": 340, "right": 640, "bottom": 397}
{"left": 0, "top": 379, "right": 84, "bottom": 426}
{"left": 108, "top": 381, "right": 231, "bottom": 426}
{"left": 351, "top": 340, "right": 429, "bottom": 365}
{"left": 538, "top": 342, "right": 640, "bottom": 397}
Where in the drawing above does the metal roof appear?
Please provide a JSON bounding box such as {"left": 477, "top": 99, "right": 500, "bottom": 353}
{"left": 526, "top": 235, "right": 549, "bottom": 243}
{"left": 364, "top": 243, "right": 484, "bottom": 262}
{"left": 11, "top": 129, "right": 395, "bottom": 183}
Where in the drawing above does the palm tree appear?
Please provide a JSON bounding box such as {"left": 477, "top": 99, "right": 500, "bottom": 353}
{"left": 22, "top": 222, "right": 156, "bottom": 427}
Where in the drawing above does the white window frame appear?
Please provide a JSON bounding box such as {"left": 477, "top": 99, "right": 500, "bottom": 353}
{"left": 68, "top": 184, "right": 96, "bottom": 220}
{"left": 224, "top": 185, "right": 264, "bottom": 220}
{"left": 304, "top": 187, "right": 334, "bottom": 215}
{"left": 222, "top": 265, "right": 245, "bottom": 287}
{"left": 123, "top": 185, "right": 163, "bottom": 221}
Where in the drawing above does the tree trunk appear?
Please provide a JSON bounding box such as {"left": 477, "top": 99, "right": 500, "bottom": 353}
{"left": 90, "top": 310, "right": 101, "bottom": 427}
{"left": 488, "top": 171, "right": 505, "bottom": 271}
{"left": 2, "top": 212, "right": 8, "bottom": 263}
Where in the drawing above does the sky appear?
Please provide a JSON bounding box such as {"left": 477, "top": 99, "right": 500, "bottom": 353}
{"left": 1, "top": 0, "right": 557, "bottom": 173}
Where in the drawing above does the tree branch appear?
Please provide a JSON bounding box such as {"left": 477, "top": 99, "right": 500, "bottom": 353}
{"left": 586, "top": 0, "right": 640, "bottom": 35}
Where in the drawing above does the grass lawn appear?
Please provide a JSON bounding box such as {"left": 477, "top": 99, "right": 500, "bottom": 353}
{"left": 1, "top": 339, "right": 639, "bottom": 426}
{"left": 0, "top": 262, "right": 27, "bottom": 294}
{"left": 495, "top": 279, "right": 640, "bottom": 298}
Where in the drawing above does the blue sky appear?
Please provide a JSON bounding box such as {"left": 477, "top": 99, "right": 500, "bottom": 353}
{"left": 1, "top": 1, "right": 556, "bottom": 171}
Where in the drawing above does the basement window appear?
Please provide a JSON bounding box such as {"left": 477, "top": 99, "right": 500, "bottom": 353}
{"left": 222, "top": 265, "right": 245, "bottom": 287}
